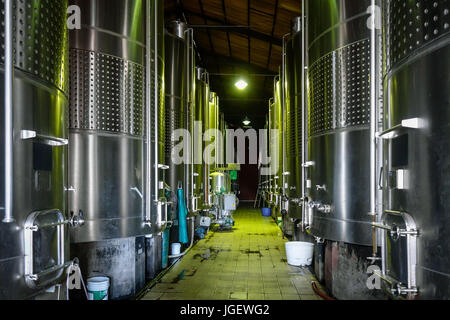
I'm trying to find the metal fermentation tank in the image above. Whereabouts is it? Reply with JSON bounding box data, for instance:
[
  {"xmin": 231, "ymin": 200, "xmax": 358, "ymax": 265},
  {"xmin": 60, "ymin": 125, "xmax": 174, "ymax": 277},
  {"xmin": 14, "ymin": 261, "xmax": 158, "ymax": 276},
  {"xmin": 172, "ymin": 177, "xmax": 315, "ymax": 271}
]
[
  {"xmin": 306, "ymin": 0, "xmax": 378, "ymax": 246},
  {"xmin": 269, "ymin": 79, "xmax": 283, "ymax": 219},
  {"xmin": 165, "ymin": 21, "xmax": 187, "ymax": 218},
  {"xmin": 68, "ymin": 0, "xmax": 164, "ymax": 299},
  {"xmin": 0, "ymin": 0, "xmax": 71, "ymax": 299},
  {"xmin": 194, "ymin": 67, "xmax": 210, "ymax": 209},
  {"xmin": 379, "ymin": 0, "xmax": 450, "ymax": 299},
  {"xmin": 284, "ymin": 18, "xmax": 305, "ymax": 236},
  {"xmin": 209, "ymin": 92, "xmax": 220, "ymax": 170}
]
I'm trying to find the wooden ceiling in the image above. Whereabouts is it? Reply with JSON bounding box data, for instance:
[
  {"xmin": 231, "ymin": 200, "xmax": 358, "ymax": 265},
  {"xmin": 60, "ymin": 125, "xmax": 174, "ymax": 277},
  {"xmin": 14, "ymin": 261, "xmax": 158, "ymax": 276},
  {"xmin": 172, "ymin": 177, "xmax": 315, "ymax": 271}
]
[{"xmin": 164, "ymin": 0, "xmax": 302, "ymax": 129}]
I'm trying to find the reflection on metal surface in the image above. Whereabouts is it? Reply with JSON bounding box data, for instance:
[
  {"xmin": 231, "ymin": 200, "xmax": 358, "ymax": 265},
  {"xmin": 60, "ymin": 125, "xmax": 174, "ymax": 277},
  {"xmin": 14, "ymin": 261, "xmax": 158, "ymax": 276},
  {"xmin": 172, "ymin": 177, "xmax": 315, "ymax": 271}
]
[
  {"xmin": 68, "ymin": 0, "xmax": 162, "ymax": 300},
  {"xmin": 0, "ymin": 0, "xmax": 70, "ymax": 299},
  {"xmin": 381, "ymin": 0, "xmax": 450, "ymax": 300},
  {"xmin": 306, "ymin": 0, "xmax": 379, "ymax": 246},
  {"xmin": 68, "ymin": 0, "xmax": 149, "ymax": 242},
  {"xmin": 285, "ymin": 24, "xmax": 304, "ymax": 226}
]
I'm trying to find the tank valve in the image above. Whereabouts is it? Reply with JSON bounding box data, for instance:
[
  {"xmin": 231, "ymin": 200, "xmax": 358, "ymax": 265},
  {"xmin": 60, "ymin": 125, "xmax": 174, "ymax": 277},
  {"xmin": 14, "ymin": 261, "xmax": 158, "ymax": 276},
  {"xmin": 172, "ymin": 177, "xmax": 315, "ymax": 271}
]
[
  {"xmin": 317, "ymin": 204, "xmax": 332, "ymax": 214},
  {"xmin": 70, "ymin": 210, "xmax": 85, "ymax": 228},
  {"xmin": 390, "ymin": 225, "xmax": 419, "ymax": 241},
  {"xmin": 314, "ymin": 237, "xmax": 325, "ymax": 244},
  {"xmin": 308, "ymin": 201, "xmax": 332, "ymax": 214},
  {"xmin": 391, "ymin": 283, "xmax": 418, "ymax": 297}
]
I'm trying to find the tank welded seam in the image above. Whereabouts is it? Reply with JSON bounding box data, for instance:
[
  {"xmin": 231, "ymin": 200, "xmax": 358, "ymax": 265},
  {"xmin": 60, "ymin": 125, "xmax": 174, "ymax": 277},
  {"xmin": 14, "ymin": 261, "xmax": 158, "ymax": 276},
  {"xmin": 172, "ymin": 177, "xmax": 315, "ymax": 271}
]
[
  {"xmin": 416, "ymin": 265, "xmax": 450, "ymax": 278},
  {"xmin": 166, "ymin": 32, "xmax": 187, "ymax": 43},
  {"xmin": 79, "ymin": 217, "xmax": 145, "ymax": 222},
  {"xmin": 308, "ymin": 124, "xmax": 370, "ymax": 140},
  {"xmin": 0, "ymin": 67, "xmax": 70, "ymax": 99},
  {"xmin": 165, "ymin": 94, "xmax": 183, "ymax": 100},
  {"xmin": 307, "ymin": 12, "xmax": 370, "ymax": 51},
  {"xmin": 308, "ymin": 38, "xmax": 370, "ymax": 71},
  {"xmin": 0, "ymin": 255, "xmax": 24, "ymax": 263},
  {"xmin": 69, "ymin": 48, "xmax": 145, "ymax": 68},
  {"xmin": 68, "ymin": 129, "xmax": 145, "ymax": 140},
  {"xmin": 80, "ymin": 24, "xmax": 145, "ymax": 48},
  {"xmin": 385, "ymin": 35, "xmax": 450, "ymax": 81},
  {"xmin": 312, "ymin": 216, "xmax": 373, "ymax": 225}
]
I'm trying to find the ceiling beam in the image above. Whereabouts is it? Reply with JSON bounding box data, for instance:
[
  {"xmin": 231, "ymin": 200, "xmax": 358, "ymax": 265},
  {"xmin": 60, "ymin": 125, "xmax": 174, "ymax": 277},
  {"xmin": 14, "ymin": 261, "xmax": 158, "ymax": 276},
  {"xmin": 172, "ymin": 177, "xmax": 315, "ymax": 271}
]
[
  {"xmin": 198, "ymin": 0, "xmax": 217, "ymax": 73},
  {"xmin": 199, "ymin": 51, "xmax": 277, "ymax": 75},
  {"xmin": 266, "ymin": 0, "xmax": 279, "ymax": 70},
  {"xmin": 221, "ymin": 0, "xmax": 233, "ymax": 58},
  {"xmin": 264, "ymin": 0, "xmax": 280, "ymax": 94},
  {"xmin": 167, "ymin": 8, "xmax": 282, "ymax": 47},
  {"xmin": 248, "ymin": 0, "xmax": 251, "ymax": 64}
]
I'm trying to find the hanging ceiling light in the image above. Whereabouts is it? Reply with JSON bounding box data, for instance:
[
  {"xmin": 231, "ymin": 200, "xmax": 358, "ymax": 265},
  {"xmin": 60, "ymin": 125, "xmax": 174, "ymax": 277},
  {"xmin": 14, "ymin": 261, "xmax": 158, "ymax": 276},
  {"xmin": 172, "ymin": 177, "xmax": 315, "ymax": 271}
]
[
  {"xmin": 235, "ymin": 79, "xmax": 248, "ymax": 90},
  {"xmin": 242, "ymin": 117, "xmax": 251, "ymax": 126}
]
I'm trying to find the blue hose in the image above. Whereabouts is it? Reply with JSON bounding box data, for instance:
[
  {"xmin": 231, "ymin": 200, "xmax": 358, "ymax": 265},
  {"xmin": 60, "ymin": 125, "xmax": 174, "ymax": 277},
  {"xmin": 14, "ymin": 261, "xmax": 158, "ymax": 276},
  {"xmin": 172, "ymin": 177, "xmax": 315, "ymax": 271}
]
[{"xmin": 177, "ymin": 188, "xmax": 189, "ymax": 244}]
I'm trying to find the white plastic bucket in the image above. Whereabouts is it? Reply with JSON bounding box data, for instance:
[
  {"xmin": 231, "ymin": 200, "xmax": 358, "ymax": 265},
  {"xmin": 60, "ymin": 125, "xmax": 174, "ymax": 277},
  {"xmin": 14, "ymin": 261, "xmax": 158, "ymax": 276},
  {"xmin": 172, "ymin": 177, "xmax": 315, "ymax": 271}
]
[
  {"xmin": 87, "ymin": 276, "xmax": 110, "ymax": 301},
  {"xmin": 171, "ymin": 243, "xmax": 182, "ymax": 256},
  {"xmin": 285, "ymin": 242, "xmax": 314, "ymax": 267}
]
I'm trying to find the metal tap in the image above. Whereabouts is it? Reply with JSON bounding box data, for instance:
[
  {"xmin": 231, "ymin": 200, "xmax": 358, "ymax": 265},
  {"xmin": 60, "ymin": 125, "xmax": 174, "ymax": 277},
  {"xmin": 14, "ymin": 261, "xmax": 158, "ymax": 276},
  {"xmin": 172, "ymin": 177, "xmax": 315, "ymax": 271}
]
[
  {"xmin": 308, "ymin": 201, "xmax": 332, "ymax": 214},
  {"xmin": 70, "ymin": 210, "xmax": 85, "ymax": 228}
]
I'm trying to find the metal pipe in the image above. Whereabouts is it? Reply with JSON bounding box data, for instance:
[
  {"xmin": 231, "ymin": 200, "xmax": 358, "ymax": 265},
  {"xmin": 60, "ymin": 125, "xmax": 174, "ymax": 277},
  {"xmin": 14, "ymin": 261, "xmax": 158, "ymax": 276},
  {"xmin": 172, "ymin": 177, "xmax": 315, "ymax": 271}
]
[
  {"xmin": 268, "ymin": 98, "xmax": 273, "ymax": 194},
  {"xmin": 185, "ymin": 27, "xmax": 195, "ymax": 212},
  {"xmin": 203, "ymin": 73, "xmax": 210, "ymax": 206},
  {"xmin": 301, "ymin": 0, "xmax": 307, "ymax": 231},
  {"xmin": 281, "ymin": 33, "xmax": 290, "ymax": 214},
  {"xmin": 154, "ymin": 0, "xmax": 159, "ymax": 213},
  {"xmin": 369, "ymin": 0, "xmax": 378, "ymax": 257},
  {"xmin": 3, "ymin": 0, "xmax": 14, "ymax": 223},
  {"xmin": 153, "ymin": 0, "xmax": 167, "ymax": 229},
  {"xmin": 145, "ymin": 0, "xmax": 153, "ymax": 226},
  {"xmin": 215, "ymin": 95, "xmax": 219, "ymax": 167}
]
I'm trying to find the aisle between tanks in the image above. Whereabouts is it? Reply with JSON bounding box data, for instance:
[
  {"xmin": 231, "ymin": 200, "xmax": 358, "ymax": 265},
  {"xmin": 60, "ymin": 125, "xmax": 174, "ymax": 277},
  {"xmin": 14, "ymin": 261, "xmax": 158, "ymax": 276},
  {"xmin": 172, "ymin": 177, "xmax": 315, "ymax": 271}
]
[{"xmin": 142, "ymin": 208, "xmax": 323, "ymax": 301}]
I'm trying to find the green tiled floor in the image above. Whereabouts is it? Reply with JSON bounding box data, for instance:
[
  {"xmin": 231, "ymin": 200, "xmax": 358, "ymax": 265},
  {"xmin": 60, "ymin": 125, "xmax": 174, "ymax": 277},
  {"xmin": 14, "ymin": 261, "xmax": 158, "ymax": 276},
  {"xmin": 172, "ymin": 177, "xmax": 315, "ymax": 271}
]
[{"xmin": 142, "ymin": 207, "xmax": 324, "ymax": 301}]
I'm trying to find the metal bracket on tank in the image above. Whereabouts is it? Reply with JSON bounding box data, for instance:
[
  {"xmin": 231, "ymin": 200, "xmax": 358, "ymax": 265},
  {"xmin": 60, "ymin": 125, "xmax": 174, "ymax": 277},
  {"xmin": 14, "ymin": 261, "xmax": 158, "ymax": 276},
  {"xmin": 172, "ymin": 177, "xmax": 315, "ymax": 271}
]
[
  {"xmin": 302, "ymin": 161, "xmax": 315, "ymax": 168},
  {"xmin": 158, "ymin": 164, "xmax": 170, "ymax": 170},
  {"xmin": 155, "ymin": 199, "xmax": 173, "ymax": 230},
  {"xmin": 193, "ymin": 196, "xmax": 200, "ymax": 212},
  {"xmin": 131, "ymin": 187, "xmax": 144, "ymax": 199},
  {"xmin": 376, "ymin": 118, "xmax": 427, "ymax": 140},
  {"xmin": 20, "ymin": 130, "xmax": 68, "ymax": 146}
]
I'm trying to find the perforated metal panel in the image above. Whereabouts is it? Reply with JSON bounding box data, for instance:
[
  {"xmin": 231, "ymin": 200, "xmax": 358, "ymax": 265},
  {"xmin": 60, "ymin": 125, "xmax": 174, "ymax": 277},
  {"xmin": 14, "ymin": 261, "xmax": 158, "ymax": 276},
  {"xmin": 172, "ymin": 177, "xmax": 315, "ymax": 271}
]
[
  {"xmin": 0, "ymin": 0, "xmax": 69, "ymax": 93},
  {"xmin": 385, "ymin": 0, "xmax": 450, "ymax": 71},
  {"xmin": 69, "ymin": 49, "xmax": 144, "ymax": 136},
  {"xmin": 308, "ymin": 39, "xmax": 371, "ymax": 137},
  {"xmin": 288, "ymin": 105, "xmax": 296, "ymax": 157},
  {"xmin": 165, "ymin": 97, "xmax": 182, "ymax": 155}
]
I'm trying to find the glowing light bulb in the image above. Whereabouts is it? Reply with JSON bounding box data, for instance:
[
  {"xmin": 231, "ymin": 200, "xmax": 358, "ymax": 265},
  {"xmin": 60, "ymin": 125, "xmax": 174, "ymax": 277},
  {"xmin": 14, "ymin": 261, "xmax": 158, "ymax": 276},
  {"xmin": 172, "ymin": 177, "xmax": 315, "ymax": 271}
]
[{"xmin": 235, "ymin": 80, "xmax": 248, "ymax": 90}]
